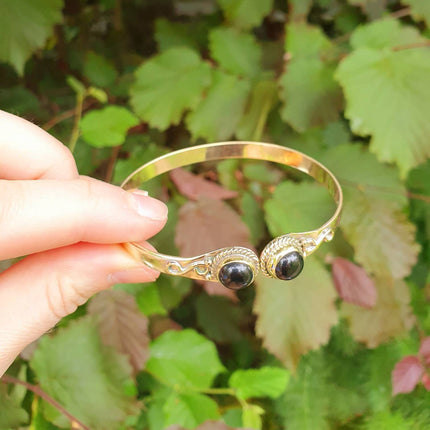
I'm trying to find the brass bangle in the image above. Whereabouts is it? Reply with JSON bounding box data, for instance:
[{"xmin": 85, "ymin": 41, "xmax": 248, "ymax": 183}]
[{"xmin": 121, "ymin": 141, "xmax": 343, "ymax": 290}]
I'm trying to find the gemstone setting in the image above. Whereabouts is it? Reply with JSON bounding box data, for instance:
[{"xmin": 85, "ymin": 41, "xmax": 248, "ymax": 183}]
[
  {"xmin": 218, "ymin": 261, "xmax": 254, "ymax": 290},
  {"xmin": 275, "ymin": 251, "xmax": 304, "ymax": 280}
]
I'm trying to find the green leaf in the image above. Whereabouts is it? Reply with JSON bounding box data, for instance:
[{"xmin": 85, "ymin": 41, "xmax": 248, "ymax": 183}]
[
  {"xmin": 0, "ymin": 0, "xmax": 63, "ymax": 74},
  {"xmin": 0, "ymin": 385, "xmax": 28, "ymax": 428},
  {"xmin": 264, "ymin": 181, "xmax": 335, "ymax": 236},
  {"xmin": 254, "ymin": 259, "xmax": 338, "ymax": 370},
  {"xmin": 80, "ymin": 105, "xmax": 139, "ymax": 148},
  {"xmin": 289, "ymin": 0, "xmax": 313, "ymax": 21},
  {"xmin": 277, "ymin": 352, "xmax": 331, "ymax": 430},
  {"xmin": 320, "ymin": 145, "xmax": 419, "ymax": 279},
  {"xmin": 350, "ymin": 18, "xmax": 424, "ymax": 50},
  {"xmin": 136, "ymin": 283, "xmax": 167, "ymax": 316},
  {"xmin": 30, "ymin": 318, "xmax": 137, "ymax": 429},
  {"xmin": 209, "ymin": 27, "xmax": 262, "ymax": 78},
  {"xmin": 285, "ymin": 22, "xmax": 333, "ymax": 58},
  {"xmin": 242, "ymin": 404, "xmax": 264, "ymax": 430},
  {"xmin": 229, "ymin": 366, "xmax": 290, "ymax": 400},
  {"xmin": 241, "ymin": 191, "xmax": 266, "ymax": 245},
  {"xmin": 402, "ymin": 0, "xmax": 430, "ymax": 27},
  {"xmin": 196, "ymin": 294, "xmax": 243, "ymax": 343},
  {"xmin": 280, "ymin": 23, "xmax": 343, "ymax": 132},
  {"xmin": 347, "ymin": 0, "xmax": 387, "ymax": 20},
  {"xmin": 336, "ymin": 19, "xmax": 430, "ymax": 176},
  {"xmin": 155, "ymin": 18, "xmax": 202, "ymax": 52},
  {"xmin": 217, "ymin": 0, "xmax": 273, "ymax": 29},
  {"xmin": 130, "ymin": 47, "xmax": 212, "ymax": 130},
  {"xmin": 0, "ymin": 86, "xmax": 40, "ymax": 115},
  {"xmin": 237, "ymin": 80, "xmax": 277, "ymax": 141},
  {"xmin": 340, "ymin": 191, "xmax": 419, "ymax": 279},
  {"xmin": 342, "ymin": 278, "xmax": 415, "ymax": 348},
  {"xmin": 321, "ymin": 144, "xmax": 407, "ymax": 207},
  {"xmin": 164, "ymin": 392, "xmax": 220, "ymax": 429},
  {"xmin": 145, "ymin": 329, "xmax": 225, "ymax": 389},
  {"xmin": 186, "ymin": 71, "xmax": 250, "ymax": 141},
  {"xmin": 362, "ymin": 411, "xmax": 413, "ymax": 430},
  {"xmin": 83, "ymin": 51, "xmax": 118, "ymax": 88}
]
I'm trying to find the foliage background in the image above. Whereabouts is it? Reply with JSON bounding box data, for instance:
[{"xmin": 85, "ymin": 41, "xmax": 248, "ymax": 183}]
[{"xmin": 1, "ymin": 0, "xmax": 430, "ymax": 429}]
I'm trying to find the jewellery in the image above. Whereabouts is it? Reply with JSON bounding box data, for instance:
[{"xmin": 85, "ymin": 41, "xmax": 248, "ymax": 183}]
[{"xmin": 121, "ymin": 142, "xmax": 343, "ymax": 290}]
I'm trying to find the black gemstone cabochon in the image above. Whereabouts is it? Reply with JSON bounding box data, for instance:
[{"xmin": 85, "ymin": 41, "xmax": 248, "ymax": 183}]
[
  {"xmin": 218, "ymin": 261, "xmax": 254, "ymax": 290},
  {"xmin": 275, "ymin": 251, "xmax": 304, "ymax": 280}
]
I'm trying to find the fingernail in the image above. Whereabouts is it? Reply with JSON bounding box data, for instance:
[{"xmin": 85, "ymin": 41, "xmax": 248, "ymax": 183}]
[
  {"xmin": 109, "ymin": 266, "xmax": 160, "ymax": 284},
  {"xmin": 130, "ymin": 192, "xmax": 168, "ymax": 221}
]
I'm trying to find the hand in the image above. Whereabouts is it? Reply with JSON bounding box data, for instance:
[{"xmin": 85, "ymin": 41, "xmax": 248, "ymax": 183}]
[{"xmin": 0, "ymin": 110, "xmax": 168, "ymax": 377}]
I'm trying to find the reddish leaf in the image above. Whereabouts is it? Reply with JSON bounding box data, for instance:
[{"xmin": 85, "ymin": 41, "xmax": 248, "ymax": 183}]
[
  {"xmin": 392, "ymin": 355, "xmax": 424, "ymax": 396},
  {"xmin": 175, "ymin": 198, "xmax": 254, "ymax": 299},
  {"xmin": 170, "ymin": 168, "xmax": 238, "ymax": 201},
  {"xmin": 419, "ymin": 337, "xmax": 430, "ymax": 366},
  {"xmin": 422, "ymin": 373, "xmax": 430, "ymax": 391},
  {"xmin": 88, "ymin": 290, "xmax": 150, "ymax": 373},
  {"xmin": 332, "ymin": 257, "xmax": 377, "ymax": 308}
]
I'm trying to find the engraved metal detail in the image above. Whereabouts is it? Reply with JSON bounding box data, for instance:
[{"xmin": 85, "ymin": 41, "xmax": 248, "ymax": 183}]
[{"xmin": 211, "ymin": 247, "xmax": 259, "ymax": 281}]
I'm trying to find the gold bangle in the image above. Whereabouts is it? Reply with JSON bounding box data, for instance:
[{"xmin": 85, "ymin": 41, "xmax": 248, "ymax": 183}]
[{"xmin": 121, "ymin": 141, "xmax": 343, "ymax": 290}]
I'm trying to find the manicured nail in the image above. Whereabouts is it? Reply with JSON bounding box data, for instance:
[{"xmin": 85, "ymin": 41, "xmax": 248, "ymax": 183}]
[{"xmin": 130, "ymin": 192, "xmax": 168, "ymax": 221}]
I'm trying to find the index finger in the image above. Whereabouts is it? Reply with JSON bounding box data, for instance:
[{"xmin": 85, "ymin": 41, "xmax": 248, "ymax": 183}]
[{"xmin": 0, "ymin": 110, "xmax": 79, "ymax": 180}]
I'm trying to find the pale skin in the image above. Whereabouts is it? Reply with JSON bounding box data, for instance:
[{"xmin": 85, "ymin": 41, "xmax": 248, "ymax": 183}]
[{"xmin": 0, "ymin": 110, "xmax": 168, "ymax": 377}]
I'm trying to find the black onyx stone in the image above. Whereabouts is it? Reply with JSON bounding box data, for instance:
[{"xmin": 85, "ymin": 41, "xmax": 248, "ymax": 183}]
[
  {"xmin": 275, "ymin": 251, "xmax": 304, "ymax": 280},
  {"xmin": 218, "ymin": 262, "xmax": 254, "ymax": 290}
]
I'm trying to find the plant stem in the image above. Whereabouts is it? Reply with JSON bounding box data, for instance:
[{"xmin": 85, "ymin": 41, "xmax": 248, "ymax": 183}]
[
  {"xmin": 1, "ymin": 375, "xmax": 90, "ymax": 430},
  {"xmin": 198, "ymin": 387, "xmax": 236, "ymax": 396},
  {"xmin": 69, "ymin": 92, "xmax": 85, "ymax": 154}
]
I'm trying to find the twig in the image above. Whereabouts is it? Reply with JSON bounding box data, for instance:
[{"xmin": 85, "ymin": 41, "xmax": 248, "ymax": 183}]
[
  {"xmin": 393, "ymin": 41, "xmax": 430, "ymax": 51},
  {"xmin": 105, "ymin": 145, "xmax": 121, "ymax": 183},
  {"xmin": 69, "ymin": 93, "xmax": 85, "ymax": 154},
  {"xmin": 390, "ymin": 7, "xmax": 411, "ymax": 20},
  {"xmin": 42, "ymin": 99, "xmax": 96, "ymax": 131},
  {"xmin": 1, "ymin": 374, "xmax": 90, "ymax": 430}
]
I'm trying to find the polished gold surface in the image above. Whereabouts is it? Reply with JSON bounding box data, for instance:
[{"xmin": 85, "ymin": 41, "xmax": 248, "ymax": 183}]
[{"xmin": 121, "ymin": 142, "xmax": 343, "ymax": 288}]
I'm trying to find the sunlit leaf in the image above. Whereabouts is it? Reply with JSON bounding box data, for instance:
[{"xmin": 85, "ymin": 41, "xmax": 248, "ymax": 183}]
[
  {"xmin": 164, "ymin": 392, "xmax": 220, "ymax": 429},
  {"xmin": 88, "ymin": 290, "xmax": 150, "ymax": 373},
  {"xmin": 289, "ymin": 0, "xmax": 313, "ymax": 21},
  {"xmin": 237, "ymin": 80, "xmax": 277, "ymax": 140},
  {"xmin": 342, "ymin": 278, "xmax": 415, "ymax": 348},
  {"xmin": 264, "ymin": 181, "xmax": 334, "ymax": 236},
  {"xmin": 209, "ymin": 27, "xmax": 262, "ymax": 78},
  {"xmin": 80, "ymin": 106, "xmax": 139, "ymax": 148},
  {"xmin": 0, "ymin": 385, "xmax": 28, "ymax": 428},
  {"xmin": 0, "ymin": 0, "xmax": 63, "ymax": 74},
  {"xmin": 146, "ymin": 329, "xmax": 225, "ymax": 389},
  {"xmin": 229, "ymin": 366, "xmax": 290, "ymax": 400},
  {"xmin": 186, "ymin": 70, "xmax": 250, "ymax": 141},
  {"xmin": 255, "ymin": 259, "xmax": 338, "ymax": 370},
  {"xmin": 31, "ymin": 318, "xmax": 137, "ymax": 429},
  {"xmin": 280, "ymin": 23, "xmax": 343, "ymax": 132},
  {"xmin": 336, "ymin": 19, "xmax": 430, "ymax": 176},
  {"xmin": 130, "ymin": 47, "xmax": 212, "ymax": 130}
]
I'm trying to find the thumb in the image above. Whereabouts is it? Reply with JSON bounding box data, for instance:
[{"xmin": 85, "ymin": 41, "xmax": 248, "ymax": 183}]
[{"xmin": 0, "ymin": 242, "xmax": 157, "ymax": 377}]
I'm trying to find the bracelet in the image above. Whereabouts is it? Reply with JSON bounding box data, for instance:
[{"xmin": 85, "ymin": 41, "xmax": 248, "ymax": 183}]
[{"xmin": 121, "ymin": 142, "xmax": 343, "ymax": 290}]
